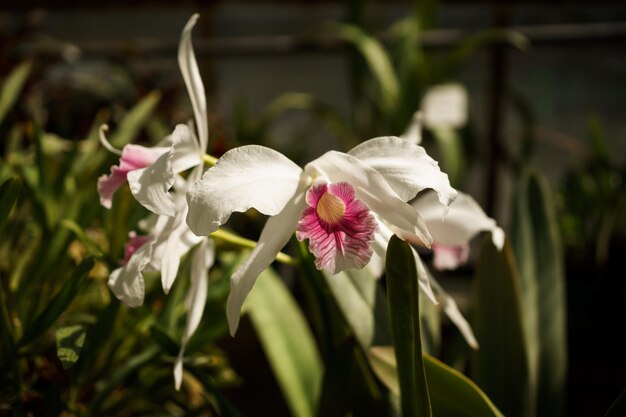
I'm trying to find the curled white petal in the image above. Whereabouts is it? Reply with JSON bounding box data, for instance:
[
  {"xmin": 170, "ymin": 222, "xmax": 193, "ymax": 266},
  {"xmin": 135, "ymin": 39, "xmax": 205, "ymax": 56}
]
[
  {"xmin": 411, "ymin": 247, "xmax": 438, "ymax": 305},
  {"xmin": 108, "ymin": 239, "xmax": 153, "ymax": 307},
  {"xmin": 400, "ymin": 111, "xmax": 423, "ymax": 145},
  {"xmin": 174, "ymin": 238, "xmax": 214, "ymax": 390},
  {"xmin": 98, "ymin": 124, "xmax": 122, "ymax": 155},
  {"xmin": 348, "ymin": 136, "xmax": 456, "ymax": 207},
  {"xmin": 127, "ymin": 150, "xmax": 177, "ymax": 217},
  {"xmin": 430, "ymin": 275, "xmax": 479, "ymax": 349},
  {"xmin": 186, "ymin": 145, "xmax": 303, "ymax": 236},
  {"xmin": 226, "ymin": 183, "xmax": 308, "ymax": 335},
  {"xmin": 168, "ymin": 124, "xmax": 202, "ymax": 173},
  {"xmin": 306, "ymin": 150, "xmax": 432, "ymax": 247},
  {"xmin": 413, "ymin": 191, "xmax": 503, "ymax": 248},
  {"xmin": 179, "ymin": 14, "xmax": 208, "ymax": 152}
]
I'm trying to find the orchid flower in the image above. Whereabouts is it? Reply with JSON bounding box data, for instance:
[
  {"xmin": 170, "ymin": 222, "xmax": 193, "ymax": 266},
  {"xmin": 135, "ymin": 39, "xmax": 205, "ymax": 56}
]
[
  {"xmin": 100, "ymin": 14, "xmax": 214, "ymax": 390},
  {"xmin": 186, "ymin": 135, "xmax": 457, "ymax": 335}
]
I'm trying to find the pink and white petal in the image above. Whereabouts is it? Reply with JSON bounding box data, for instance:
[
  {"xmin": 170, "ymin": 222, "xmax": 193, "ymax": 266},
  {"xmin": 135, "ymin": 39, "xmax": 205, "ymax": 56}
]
[
  {"xmin": 128, "ymin": 150, "xmax": 177, "ymax": 217},
  {"xmin": 108, "ymin": 239, "xmax": 153, "ymax": 307},
  {"xmin": 186, "ymin": 145, "xmax": 303, "ymax": 236},
  {"xmin": 306, "ymin": 151, "xmax": 433, "ymax": 247},
  {"xmin": 348, "ymin": 136, "xmax": 456, "ymax": 206},
  {"xmin": 97, "ymin": 168, "xmax": 128, "ymax": 209},
  {"xmin": 174, "ymin": 238, "xmax": 214, "ymax": 390},
  {"xmin": 432, "ymin": 243, "xmax": 469, "ymax": 271},
  {"xmin": 178, "ymin": 14, "xmax": 208, "ymax": 152},
  {"xmin": 429, "ymin": 276, "xmax": 478, "ymax": 349},
  {"xmin": 296, "ymin": 182, "xmax": 377, "ymax": 274},
  {"xmin": 413, "ymin": 191, "xmax": 503, "ymax": 248},
  {"xmin": 226, "ymin": 183, "xmax": 308, "ymax": 335}
]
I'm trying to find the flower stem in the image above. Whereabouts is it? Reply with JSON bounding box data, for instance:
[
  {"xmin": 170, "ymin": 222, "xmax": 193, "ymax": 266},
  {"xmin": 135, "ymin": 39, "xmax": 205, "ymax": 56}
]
[
  {"xmin": 210, "ymin": 228, "xmax": 297, "ymax": 266},
  {"xmin": 202, "ymin": 154, "xmax": 218, "ymax": 167}
]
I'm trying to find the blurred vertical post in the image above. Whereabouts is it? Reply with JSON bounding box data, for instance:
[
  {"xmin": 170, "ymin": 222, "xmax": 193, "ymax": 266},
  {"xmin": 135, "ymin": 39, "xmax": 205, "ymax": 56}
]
[{"xmin": 485, "ymin": 4, "xmax": 510, "ymax": 217}]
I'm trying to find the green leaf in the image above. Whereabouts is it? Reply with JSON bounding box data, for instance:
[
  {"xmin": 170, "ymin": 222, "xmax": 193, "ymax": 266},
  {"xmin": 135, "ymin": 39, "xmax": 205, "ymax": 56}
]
[
  {"xmin": 56, "ymin": 324, "xmax": 87, "ymax": 369},
  {"xmin": 511, "ymin": 171, "xmax": 567, "ymax": 416},
  {"xmin": 0, "ymin": 177, "xmax": 20, "ymax": 235},
  {"xmin": 368, "ymin": 347, "xmax": 504, "ymax": 417},
  {"xmin": 323, "ymin": 267, "xmax": 392, "ymax": 349},
  {"xmin": 109, "ymin": 91, "xmax": 161, "ymax": 148},
  {"xmin": 246, "ymin": 268, "xmax": 323, "ymax": 417},
  {"xmin": 605, "ymin": 388, "xmax": 626, "ymax": 417},
  {"xmin": 385, "ymin": 235, "xmax": 432, "ymax": 417},
  {"xmin": 333, "ymin": 23, "xmax": 399, "ymax": 114},
  {"xmin": 18, "ymin": 258, "xmax": 95, "ymax": 347},
  {"xmin": 472, "ymin": 240, "xmax": 532, "ymax": 417},
  {"xmin": 0, "ymin": 61, "xmax": 31, "ymax": 126}
]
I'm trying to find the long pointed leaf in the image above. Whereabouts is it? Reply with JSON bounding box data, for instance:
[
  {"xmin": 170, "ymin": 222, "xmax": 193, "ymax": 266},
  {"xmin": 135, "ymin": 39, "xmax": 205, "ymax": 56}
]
[
  {"xmin": 18, "ymin": 258, "xmax": 95, "ymax": 348},
  {"xmin": 369, "ymin": 347, "xmax": 504, "ymax": 417},
  {"xmin": 246, "ymin": 268, "xmax": 322, "ymax": 417},
  {"xmin": 0, "ymin": 177, "xmax": 20, "ymax": 235},
  {"xmin": 0, "ymin": 61, "xmax": 32, "ymax": 126},
  {"xmin": 386, "ymin": 235, "xmax": 432, "ymax": 417},
  {"xmin": 472, "ymin": 240, "xmax": 532, "ymax": 417},
  {"xmin": 512, "ymin": 171, "xmax": 567, "ymax": 416}
]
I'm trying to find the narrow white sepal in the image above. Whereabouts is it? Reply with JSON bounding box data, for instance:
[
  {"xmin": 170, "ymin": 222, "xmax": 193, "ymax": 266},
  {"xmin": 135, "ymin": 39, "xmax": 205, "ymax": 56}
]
[
  {"xmin": 178, "ymin": 14, "xmax": 209, "ymax": 152},
  {"xmin": 226, "ymin": 183, "xmax": 308, "ymax": 335}
]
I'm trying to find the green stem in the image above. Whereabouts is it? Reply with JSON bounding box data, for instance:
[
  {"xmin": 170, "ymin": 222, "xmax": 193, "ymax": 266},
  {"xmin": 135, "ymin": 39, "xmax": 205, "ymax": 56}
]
[
  {"xmin": 202, "ymin": 153, "xmax": 218, "ymax": 167},
  {"xmin": 210, "ymin": 228, "xmax": 297, "ymax": 266}
]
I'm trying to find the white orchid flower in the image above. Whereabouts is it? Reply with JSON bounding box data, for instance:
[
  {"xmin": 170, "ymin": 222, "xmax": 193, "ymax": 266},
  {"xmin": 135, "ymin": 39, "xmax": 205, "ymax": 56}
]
[
  {"xmin": 100, "ymin": 14, "xmax": 214, "ymax": 390},
  {"xmin": 186, "ymin": 135, "xmax": 457, "ymax": 335}
]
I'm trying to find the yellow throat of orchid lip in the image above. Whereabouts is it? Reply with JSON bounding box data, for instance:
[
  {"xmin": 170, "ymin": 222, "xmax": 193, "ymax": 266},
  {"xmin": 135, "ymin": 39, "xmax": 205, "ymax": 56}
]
[{"xmin": 316, "ymin": 192, "xmax": 346, "ymax": 224}]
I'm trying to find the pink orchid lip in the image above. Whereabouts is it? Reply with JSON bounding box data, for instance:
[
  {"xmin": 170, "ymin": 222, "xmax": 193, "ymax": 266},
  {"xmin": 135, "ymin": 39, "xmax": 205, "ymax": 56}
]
[
  {"xmin": 122, "ymin": 231, "xmax": 152, "ymax": 266},
  {"xmin": 296, "ymin": 181, "xmax": 378, "ymax": 274},
  {"xmin": 431, "ymin": 243, "xmax": 469, "ymax": 271},
  {"xmin": 98, "ymin": 144, "xmax": 163, "ymax": 209}
]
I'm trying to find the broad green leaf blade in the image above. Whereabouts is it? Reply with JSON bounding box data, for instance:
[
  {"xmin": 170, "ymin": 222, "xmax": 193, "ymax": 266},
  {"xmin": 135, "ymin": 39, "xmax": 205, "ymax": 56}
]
[
  {"xmin": 472, "ymin": 240, "xmax": 532, "ymax": 417},
  {"xmin": 0, "ymin": 61, "xmax": 31, "ymax": 126},
  {"xmin": 512, "ymin": 172, "xmax": 567, "ymax": 416},
  {"xmin": 324, "ymin": 267, "xmax": 392, "ymax": 349},
  {"xmin": 56, "ymin": 324, "xmax": 87, "ymax": 369},
  {"xmin": 110, "ymin": 90, "xmax": 162, "ymax": 148},
  {"xmin": 385, "ymin": 235, "xmax": 432, "ymax": 417},
  {"xmin": 368, "ymin": 347, "xmax": 504, "ymax": 417},
  {"xmin": 316, "ymin": 339, "xmax": 354, "ymax": 417},
  {"xmin": 18, "ymin": 258, "xmax": 95, "ymax": 347},
  {"xmin": 246, "ymin": 268, "xmax": 322, "ymax": 417},
  {"xmin": 333, "ymin": 23, "xmax": 399, "ymax": 114},
  {"xmin": 605, "ymin": 388, "xmax": 626, "ymax": 417},
  {"xmin": 0, "ymin": 177, "xmax": 20, "ymax": 235}
]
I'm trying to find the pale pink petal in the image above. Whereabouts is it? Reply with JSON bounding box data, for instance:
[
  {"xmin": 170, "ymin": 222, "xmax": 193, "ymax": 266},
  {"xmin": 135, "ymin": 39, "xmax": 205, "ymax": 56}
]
[
  {"xmin": 432, "ymin": 243, "xmax": 469, "ymax": 271},
  {"xmin": 98, "ymin": 144, "xmax": 166, "ymax": 209},
  {"xmin": 122, "ymin": 232, "xmax": 152, "ymax": 265},
  {"xmin": 296, "ymin": 181, "xmax": 378, "ymax": 274}
]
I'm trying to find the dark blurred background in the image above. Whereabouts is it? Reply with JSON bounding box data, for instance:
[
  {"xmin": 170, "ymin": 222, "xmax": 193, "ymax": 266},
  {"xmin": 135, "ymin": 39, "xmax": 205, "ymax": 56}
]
[{"xmin": 2, "ymin": 2, "xmax": 625, "ymax": 416}]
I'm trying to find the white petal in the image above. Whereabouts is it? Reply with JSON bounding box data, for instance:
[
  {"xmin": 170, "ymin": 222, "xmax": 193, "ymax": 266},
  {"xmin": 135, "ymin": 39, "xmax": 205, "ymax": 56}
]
[
  {"xmin": 174, "ymin": 238, "xmax": 214, "ymax": 390},
  {"xmin": 365, "ymin": 216, "xmax": 394, "ymax": 278},
  {"xmin": 166, "ymin": 124, "xmax": 202, "ymax": 174},
  {"xmin": 226, "ymin": 184, "xmax": 308, "ymax": 335},
  {"xmin": 412, "ymin": 191, "xmax": 503, "ymax": 248},
  {"xmin": 108, "ymin": 239, "xmax": 153, "ymax": 307},
  {"xmin": 306, "ymin": 150, "xmax": 433, "ymax": 247},
  {"xmin": 127, "ymin": 150, "xmax": 177, "ymax": 217},
  {"xmin": 160, "ymin": 209, "xmax": 203, "ymax": 293},
  {"xmin": 348, "ymin": 136, "xmax": 457, "ymax": 207},
  {"xmin": 186, "ymin": 145, "xmax": 303, "ymax": 236},
  {"xmin": 411, "ymin": 248, "xmax": 438, "ymax": 305},
  {"xmin": 421, "ymin": 83, "xmax": 468, "ymax": 129},
  {"xmin": 178, "ymin": 14, "xmax": 208, "ymax": 152},
  {"xmin": 400, "ymin": 111, "xmax": 423, "ymax": 145},
  {"xmin": 430, "ymin": 276, "xmax": 479, "ymax": 349}
]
